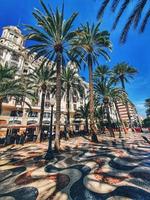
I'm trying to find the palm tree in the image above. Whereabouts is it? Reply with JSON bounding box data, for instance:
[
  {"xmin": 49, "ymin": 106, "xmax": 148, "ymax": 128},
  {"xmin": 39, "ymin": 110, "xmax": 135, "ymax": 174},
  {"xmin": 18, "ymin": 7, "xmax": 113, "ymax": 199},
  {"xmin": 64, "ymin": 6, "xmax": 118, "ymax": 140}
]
[
  {"xmin": 28, "ymin": 64, "xmax": 56, "ymax": 142},
  {"xmin": 145, "ymin": 98, "xmax": 150, "ymax": 117},
  {"xmin": 94, "ymin": 79, "xmax": 114, "ymax": 137},
  {"xmin": 0, "ymin": 63, "xmax": 32, "ymax": 115},
  {"xmin": 94, "ymin": 78, "xmax": 127, "ymax": 137},
  {"xmin": 112, "ymin": 62, "xmax": 137, "ymax": 127},
  {"xmin": 61, "ymin": 65, "xmax": 86, "ymax": 131},
  {"xmin": 76, "ymin": 102, "xmax": 89, "ymax": 134},
  {"xmin": 94, "ymin": 65, "xmax": 112, "ymax": 83},
  {"xmin": 0, "ymin": 63, "xmax": 17, "ymax": 114},
  {"xmin": 26, "ymin": 0, "xmax": 78, "ymax": 151},
  {"xmin": 94, "ymin": 105, "xmax": 105, "ymax": 133},
  {"xmin": 113, "ymin": 92, "xmax": 128, "ymax": 136},
  {"xmin": 97, "ymin": 0, "xmax": 150, "ymax": 43},
  {"xmin": 113, "ymin": 62, "xmax": 137, "ymax": 89},
  {"xmin": 72, "ymin": 22, "xmax": 112, "ymax": 142}
]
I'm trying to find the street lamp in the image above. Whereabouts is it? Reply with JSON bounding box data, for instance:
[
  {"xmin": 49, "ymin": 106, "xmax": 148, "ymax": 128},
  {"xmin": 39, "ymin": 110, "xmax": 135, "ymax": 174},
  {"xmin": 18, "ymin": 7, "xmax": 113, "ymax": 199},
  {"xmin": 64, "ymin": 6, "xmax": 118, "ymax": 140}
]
[{"xmin": 45, "ymin": 98, "xmax": 55, "ymax": 160}]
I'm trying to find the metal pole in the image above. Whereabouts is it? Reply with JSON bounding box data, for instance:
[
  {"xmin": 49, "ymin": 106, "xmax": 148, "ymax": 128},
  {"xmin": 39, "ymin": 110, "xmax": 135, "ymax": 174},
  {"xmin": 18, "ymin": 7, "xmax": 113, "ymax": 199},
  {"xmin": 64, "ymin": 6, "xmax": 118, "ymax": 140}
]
[
  {"xmin": 48, "ymin": 105, "xmax": 53, "ymax": 150},
  {"xmin": 45, "ymin": 105, "xmax": 54, "ymax": 159}
]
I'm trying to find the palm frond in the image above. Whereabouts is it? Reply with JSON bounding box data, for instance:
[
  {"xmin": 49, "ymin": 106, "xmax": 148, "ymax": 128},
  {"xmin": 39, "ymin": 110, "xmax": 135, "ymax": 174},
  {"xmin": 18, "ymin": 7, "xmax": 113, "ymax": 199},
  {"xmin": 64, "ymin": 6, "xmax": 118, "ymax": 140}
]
[{"xmin": 98, "ymin": 0, "xmax": 150, "ymax": 43}]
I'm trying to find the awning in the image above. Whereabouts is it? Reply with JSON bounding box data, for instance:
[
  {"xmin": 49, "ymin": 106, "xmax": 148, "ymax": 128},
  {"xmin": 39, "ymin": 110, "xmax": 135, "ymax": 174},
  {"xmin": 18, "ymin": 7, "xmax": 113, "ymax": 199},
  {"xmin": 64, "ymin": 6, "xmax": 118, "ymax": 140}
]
[{"xmin": 0, "ymin": 124, "xmax": 39, "ymax": 129}]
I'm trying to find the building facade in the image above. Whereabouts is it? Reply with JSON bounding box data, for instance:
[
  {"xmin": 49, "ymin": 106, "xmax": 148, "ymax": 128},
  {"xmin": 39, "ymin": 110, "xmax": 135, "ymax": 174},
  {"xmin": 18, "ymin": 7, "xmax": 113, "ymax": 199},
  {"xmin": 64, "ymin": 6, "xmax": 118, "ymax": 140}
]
[
  {"xmin": 0, "ymin": 26, "xmax": 88, "ymax": 137},
  {"xmin": 116, "ymin": 100, "xmax": 140, "ymax": 127},
  {"xmin": 0, "ymin": 25, "xmax": 140, "ymax": 138}
]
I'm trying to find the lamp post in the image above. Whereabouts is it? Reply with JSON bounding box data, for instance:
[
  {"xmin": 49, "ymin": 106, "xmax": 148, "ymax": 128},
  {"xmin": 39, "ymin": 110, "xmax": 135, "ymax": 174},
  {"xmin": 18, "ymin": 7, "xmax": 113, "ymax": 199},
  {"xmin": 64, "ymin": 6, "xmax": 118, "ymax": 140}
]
[{"xmin": 45, "ymin": 98, "xmax": 55, "ymax": 160}]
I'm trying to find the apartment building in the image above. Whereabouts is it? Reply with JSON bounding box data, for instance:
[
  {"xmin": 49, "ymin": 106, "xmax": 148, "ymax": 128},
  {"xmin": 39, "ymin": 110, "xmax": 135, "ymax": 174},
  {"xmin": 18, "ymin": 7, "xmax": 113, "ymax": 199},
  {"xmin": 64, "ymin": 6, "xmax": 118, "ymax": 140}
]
[{"xmin": 117, "ymin": 100, "xmax": 140, "ymax": 127}]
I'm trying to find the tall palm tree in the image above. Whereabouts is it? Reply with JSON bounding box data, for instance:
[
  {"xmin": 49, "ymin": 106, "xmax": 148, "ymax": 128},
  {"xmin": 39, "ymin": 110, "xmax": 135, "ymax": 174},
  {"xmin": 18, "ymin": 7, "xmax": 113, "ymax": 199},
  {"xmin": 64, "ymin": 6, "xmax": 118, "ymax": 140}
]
[
  {"xmin": 94, "ymin": 65, "xmax": 111, "ymax": 133},
  {"xmin": 94, "ymin": 78, "xmax": 127, "ymax": 137},
  {"xmin": 113, "ymin": 62, "xmax": 137, "ymax": 90},
  {"xmin": 112, "ymin": 62, "xmax": 137, "ymax": 127},
  {"xmin": 61, "ymin": 65, "xmax": 86, "ymax": 130},
  {"xmin": 26, "ymin": 0, "xmax": 78, "ymax": 151},
  {"xmin": 76, "ymin": 102, "xmax": 89, "ymax": 134},
  {"xmin": 72, "ymin": 22, "xmax": 112, "ymax": 142},
  {"xmin": 28, "ymin": 64, "xmax": 56, "ymax": 142},
  {"xmin": 113, "ymin": 92, "xmax": 128, "ymax": 135},
  {"xmin": 94, "ymin": 79, "xmax": 114, "ymax": 137},
  {"xmin": 97, "ymin": 0, "xmax": 150, "ymax": 43}
]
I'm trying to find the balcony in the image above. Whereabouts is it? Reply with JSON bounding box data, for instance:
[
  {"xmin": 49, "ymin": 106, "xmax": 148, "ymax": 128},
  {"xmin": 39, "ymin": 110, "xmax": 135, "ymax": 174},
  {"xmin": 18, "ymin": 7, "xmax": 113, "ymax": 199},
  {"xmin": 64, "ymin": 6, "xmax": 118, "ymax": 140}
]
[
  {"xmin": 27, "ymin": 118, "xmax": 38, "ymax": 125},
  {"xmin": 8, "ymin": 117, "xmax": 22, "ymax": 124},
  {"xmin": 43, "ymin": 112, "xmax": 50, "ymax": 119},
  {"xmin": 27, "ymin": 112, "xmax": 38, "ymax": 124}
]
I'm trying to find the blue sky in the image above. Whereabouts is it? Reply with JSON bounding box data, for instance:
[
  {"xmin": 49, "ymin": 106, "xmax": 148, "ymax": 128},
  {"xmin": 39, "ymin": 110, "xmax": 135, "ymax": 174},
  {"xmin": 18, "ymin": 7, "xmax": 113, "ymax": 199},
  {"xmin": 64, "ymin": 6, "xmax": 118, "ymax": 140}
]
[{"xmin": 0, "ymin": 0, "xmax": 149, "ymax": 116}]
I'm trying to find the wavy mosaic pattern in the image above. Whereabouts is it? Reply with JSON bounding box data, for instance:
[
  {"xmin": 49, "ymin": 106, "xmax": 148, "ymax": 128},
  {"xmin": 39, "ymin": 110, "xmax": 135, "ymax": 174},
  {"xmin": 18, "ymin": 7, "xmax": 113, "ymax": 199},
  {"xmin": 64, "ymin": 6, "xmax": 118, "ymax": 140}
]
[{"xmin": 0, "ymin": 134, "xmax": 150, "ymax": 200}]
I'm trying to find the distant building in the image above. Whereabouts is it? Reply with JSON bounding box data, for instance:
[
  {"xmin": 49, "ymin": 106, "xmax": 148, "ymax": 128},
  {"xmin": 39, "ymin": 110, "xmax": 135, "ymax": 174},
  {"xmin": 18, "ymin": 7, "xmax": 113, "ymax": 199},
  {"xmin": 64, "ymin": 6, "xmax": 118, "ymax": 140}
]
[
  {"xmin": 116, "ymin": 100, "xmax": 140, "ymax": 127},
  {"xmin": 0, "ymin": 26, "xmax": 88, "ymax": 137}
]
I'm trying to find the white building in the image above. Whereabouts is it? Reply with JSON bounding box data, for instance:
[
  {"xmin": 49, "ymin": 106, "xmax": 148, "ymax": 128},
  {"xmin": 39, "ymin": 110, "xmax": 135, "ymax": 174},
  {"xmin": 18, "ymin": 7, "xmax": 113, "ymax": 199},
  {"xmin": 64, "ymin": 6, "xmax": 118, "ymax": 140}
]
[{"xmin": 0, "ymin": 26, "xmax": 88, "ymax": 137}]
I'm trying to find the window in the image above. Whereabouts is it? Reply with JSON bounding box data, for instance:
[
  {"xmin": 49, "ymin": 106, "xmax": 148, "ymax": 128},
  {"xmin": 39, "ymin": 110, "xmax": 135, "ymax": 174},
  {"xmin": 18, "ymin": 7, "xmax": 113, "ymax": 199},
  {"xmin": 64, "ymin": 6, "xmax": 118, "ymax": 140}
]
[
  {"xmin": 12, "ymin": 53, "xmax": 19, "ymax": 62},
  {"xmin": 23, "ymin": 69, "xmax": 28, "ymax": 74},
  {"xmin": 3, "ymin": 97, "xmax": 8, "ymax": 103},
  {"xmin": 73, "ymin": 104, "xmax": 77, "ymax": 110},
  {"xmin": 15, "ymin": 98, "xmax": 21, "ymax": 105},
  {"xmin": 10, "ymin": 110, "xmax": 23, "ymax": 117},
  {"xmin": 0, "ymin": 39, "xmax": 4, "ymax": 44},
  {"xmin": 73, "ymin": 96, "xmax": 77, "ymax": 103},
  {"xmin": 14, "ymin": 35, "xmax": 18, "ymax": 42},
  {"xmin": 43, "ymin": 112, "xmax": 50, "ymax": 118},
  {"xmin": 28, "ymin": 111, "xmax": 38, "ymax": 117},
  {"xmin": 46, "ymin": 93, "xmax": 50, "ymax": 100},
  {"xmin": 45, "ymin": 102, "xmax": 50, "ymax": 107},
  {"xmin": 9, "ymin": 33, "xmax": 14, "ymax": 39}
]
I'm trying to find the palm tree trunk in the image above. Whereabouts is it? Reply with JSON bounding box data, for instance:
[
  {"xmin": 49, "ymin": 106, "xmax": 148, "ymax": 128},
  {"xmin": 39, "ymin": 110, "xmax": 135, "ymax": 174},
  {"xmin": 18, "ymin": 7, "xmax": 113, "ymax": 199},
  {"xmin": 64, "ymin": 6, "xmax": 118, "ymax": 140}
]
[
  {"xmin": 120, "ymin": 77, "xmax": 125, "ymax": 90},
  {"xmin": 85, "ymin": 117, "xmax": 89, "ymax": 134},
  {"xmin": 66, "ymin": 85, "xmax": 70, "ymax": 139},
  {"xmin": 106, "ymin": 105, "xmax": 115, "ymax": 137},
  {"xmin": 114, "ymin": 101, "xmax": 128, "ymax": 136},
  {"xmin": 88, "ymin": 56, "xmax": 98, "ymax": 142},
  {"xmin": 0, "ymin": 98, "xmax": 2, "ymax": 115},
  {"xmin": 38, "ymin": 90, "xmax": 46, "ymax": 142},
  {"xmin": 67, "ymin": 85, "xmax": 70, "ymax": 129},
  {"xmin": 54, "ymin": 53, "xmax": 62, "ymax": 152}
]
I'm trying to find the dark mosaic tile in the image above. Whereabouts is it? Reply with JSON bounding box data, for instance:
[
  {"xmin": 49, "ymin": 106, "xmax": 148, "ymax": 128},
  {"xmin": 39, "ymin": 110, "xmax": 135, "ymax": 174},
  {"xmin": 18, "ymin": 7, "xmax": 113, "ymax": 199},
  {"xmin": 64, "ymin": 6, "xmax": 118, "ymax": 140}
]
[
  {"xmin": 0, "ymin": 187, "xmax": 38, "ymax": 200},
  {"xmin": 109, "ymin": 160, "xmax": 137, "ymax": 171}
]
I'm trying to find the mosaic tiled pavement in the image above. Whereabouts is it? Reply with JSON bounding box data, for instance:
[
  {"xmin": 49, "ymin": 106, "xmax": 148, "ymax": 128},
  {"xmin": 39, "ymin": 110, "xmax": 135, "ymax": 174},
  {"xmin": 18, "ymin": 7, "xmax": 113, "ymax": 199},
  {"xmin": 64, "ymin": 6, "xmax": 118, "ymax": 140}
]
[{"xmin": 0, "ymin": 133, "xmax": 150, "ymax": 200}]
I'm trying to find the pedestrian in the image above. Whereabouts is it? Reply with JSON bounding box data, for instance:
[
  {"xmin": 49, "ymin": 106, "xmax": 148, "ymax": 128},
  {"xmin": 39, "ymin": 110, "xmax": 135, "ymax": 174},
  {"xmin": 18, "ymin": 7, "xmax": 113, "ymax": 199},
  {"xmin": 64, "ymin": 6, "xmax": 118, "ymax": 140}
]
[
  {"xmin": 16, "ymin": 130, "xmax": 21, "ymax": 144},
  {"xmin": 20, "ymin": 131, "xmax": 26, "ymax": 145}
]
